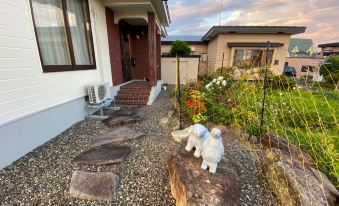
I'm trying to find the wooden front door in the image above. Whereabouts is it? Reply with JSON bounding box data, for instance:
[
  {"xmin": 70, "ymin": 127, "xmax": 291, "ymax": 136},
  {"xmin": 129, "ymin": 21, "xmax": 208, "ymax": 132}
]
[{"xmin": 119, "ymin": 21, "xmax": 132, "ymax": 82}]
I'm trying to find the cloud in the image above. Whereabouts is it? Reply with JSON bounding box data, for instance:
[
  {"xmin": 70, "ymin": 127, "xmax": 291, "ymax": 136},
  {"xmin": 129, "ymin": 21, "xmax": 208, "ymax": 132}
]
[{"xmin": 167, "ymin": 0, "xmax": 339, "ymax": 42}]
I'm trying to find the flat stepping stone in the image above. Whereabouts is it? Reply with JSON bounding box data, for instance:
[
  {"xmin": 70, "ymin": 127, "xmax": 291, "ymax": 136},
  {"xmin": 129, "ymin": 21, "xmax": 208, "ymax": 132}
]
[
  {"xmin": 112, "ymin": 107, "xmax": 136, "ymax": 116},
  {"xmin": 73, "ymin": 144, "xmax": 131, "ymax": 165},
  {"xmin": 91, "ymin": 126, "xmax": 144, "ymax": 147},
  {"xmin": 102, "ymin": 115, "xmax": 142, "ymax": 126},
  {"xmin": 69, "ymin": 170, "xmax": 119, "ymax": 201}
]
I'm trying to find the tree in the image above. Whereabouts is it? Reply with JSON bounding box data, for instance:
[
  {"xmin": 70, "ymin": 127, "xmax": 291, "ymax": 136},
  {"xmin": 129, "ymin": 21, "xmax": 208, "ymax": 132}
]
[
  {"xmin": 320, "ymin": 55, "xmax": 339, "ymax": 89},
  {"xmin": 170, "ymin": 40, "xmax": 191, "ymax": 56}
]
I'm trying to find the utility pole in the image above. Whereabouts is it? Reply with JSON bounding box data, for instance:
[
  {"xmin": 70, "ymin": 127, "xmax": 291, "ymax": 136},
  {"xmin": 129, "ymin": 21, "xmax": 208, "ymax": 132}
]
[{"xmin": 219, "ymin": 0, "xmax": 223, "ymax": 25}]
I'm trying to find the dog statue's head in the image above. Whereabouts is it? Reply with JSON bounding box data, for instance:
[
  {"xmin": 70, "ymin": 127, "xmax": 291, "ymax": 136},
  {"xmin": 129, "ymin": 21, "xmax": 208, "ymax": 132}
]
[
  {"xmin": 210, "ymin": 128, "xmax": 221, "ymax": 139},
  {"xmin": 193, "ymin": 124, "xmax": 207, "ymax": 137}
]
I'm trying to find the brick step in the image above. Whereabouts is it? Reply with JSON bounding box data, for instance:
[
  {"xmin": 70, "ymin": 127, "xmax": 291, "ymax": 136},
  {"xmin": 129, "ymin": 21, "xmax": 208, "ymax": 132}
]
[
  {"xmin": 116, "ymin": 93, "xmax": 150, "ymax": 98},
  {"xmin": 116, "ymin": 99, "xmax": 148, "ymax": 105},
  {"xmin": 115, "ymin": 96, "xmax": 149, "ymax": 101},
  {"xmin": 119, "ymin": 87, "xmax": 151, "ymax": 91},
  {"xmin": 117, "ymin": 91, "xmax": 151, "ymax": 95}
]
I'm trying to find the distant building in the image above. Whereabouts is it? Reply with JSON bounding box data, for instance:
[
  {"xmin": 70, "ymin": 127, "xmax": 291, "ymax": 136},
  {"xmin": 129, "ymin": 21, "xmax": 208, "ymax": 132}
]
[
  {"xmin": 285, "ymin": 38, "xmax": 324, "ymax": 78},
  {"xmin": 318, "ymin": 42, "xmax": 339, "ymax": 57},
  {"xmin": 287, "ymin": 38, "xmax": 318, "ymax": 58},
  {"xmin": 161, "ymin": 35, "xmax": 208, "ymax": 72},
  {"xmin": 161, "ymin": 26, "xmax": 306, "ymax": 75}
]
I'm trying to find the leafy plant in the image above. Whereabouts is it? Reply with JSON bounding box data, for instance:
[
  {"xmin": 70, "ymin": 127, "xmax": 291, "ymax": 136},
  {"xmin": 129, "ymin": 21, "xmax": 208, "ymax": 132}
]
[
  {"xmin": 320, "ymin": 55, "xmax": 339, "ymax": 86},
  {"xmin": 170, "ymin": 40, "xmax": 191, "ymax": 56}
]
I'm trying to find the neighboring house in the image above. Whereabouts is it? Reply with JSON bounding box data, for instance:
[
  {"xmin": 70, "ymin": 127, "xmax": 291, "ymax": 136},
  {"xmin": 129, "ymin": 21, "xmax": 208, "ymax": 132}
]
[
  {"xmin": 0, "ymin": 0, "xmax": 170, "ymax": 168},
  {"xmin": 161, "ymin": 35, "xmax": 208, "ymax": 73},
  {"xmin": 285, "ymin": 57, "xmax": 324, "ymax": 78},
  {"xmin": 161, "ymin": 26, "xmax": 305, "ymax": 75},
  {"xmin": 287, "ymin": 38, "xmax": 318, "ymax": 58},
  {"xmin": 285, "ymin": 38, "xmax": 324, "ymax": 78},
  {"xmin": 318, "ymin": 42, "xmax": 339, "ymax": 57}
]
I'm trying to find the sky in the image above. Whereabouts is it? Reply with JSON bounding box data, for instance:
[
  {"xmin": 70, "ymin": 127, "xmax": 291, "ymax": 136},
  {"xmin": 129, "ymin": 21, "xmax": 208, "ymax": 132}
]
[{"xmin": 166, "ymin": 0, "xmax": 339, "ymax": 44}]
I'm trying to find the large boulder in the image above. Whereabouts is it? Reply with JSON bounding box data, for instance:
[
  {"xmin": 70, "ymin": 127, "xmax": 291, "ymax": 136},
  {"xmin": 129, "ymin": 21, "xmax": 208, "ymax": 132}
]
[
  {"xmin": 263, "ymin": 148, "xmax": 339, "ymax": 206},
  {"xmin": 69, "ymin": 170, "xmax": 119, "ymax": 201},
  {"xmin": 260, "ymin": 132, "xmax": 315, "ymax": 166},
  {"xmin": 167, "ymin": 148, "xmax": 240, "ymax": 206}
]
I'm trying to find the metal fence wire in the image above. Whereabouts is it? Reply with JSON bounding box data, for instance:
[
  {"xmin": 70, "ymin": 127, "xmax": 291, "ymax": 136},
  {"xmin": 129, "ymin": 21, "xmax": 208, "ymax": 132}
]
[{"xmin": 174, "ymin": 41, "xmax": 339, "ymax": 205}]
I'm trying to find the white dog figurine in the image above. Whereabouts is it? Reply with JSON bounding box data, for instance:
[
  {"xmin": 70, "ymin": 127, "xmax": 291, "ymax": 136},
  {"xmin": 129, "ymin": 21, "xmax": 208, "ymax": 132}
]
[
  {"xmin": 201, "ymin": 128, "xmax": 224, "ymax": 173},
  {"xmin": 185, "ymin": 124, "xmax": 209, "ymax": 158}
]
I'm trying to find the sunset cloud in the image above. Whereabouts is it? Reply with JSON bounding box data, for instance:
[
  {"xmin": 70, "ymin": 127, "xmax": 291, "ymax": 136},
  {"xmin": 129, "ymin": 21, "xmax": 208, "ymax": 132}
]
[{"xmin": 167, "ymin": 0, "xmax": 339, "ymax": 43}]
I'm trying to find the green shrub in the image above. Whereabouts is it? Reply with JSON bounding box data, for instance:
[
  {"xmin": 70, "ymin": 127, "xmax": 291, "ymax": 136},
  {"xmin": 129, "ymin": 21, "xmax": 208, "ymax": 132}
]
[
  {"xmin": 269, "ymin": 75, "xmax": 296, "ymax": 90},
  {"xmin": 170, "ymin": 40, "xmax": 191, "ymax": 56}
]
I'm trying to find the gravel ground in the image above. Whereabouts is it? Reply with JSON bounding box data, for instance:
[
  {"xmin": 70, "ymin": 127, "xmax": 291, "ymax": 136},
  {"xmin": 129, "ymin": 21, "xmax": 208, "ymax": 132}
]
[{"xmin": 0, "ymin": 89, "xmax": 278, "ymax": 206}]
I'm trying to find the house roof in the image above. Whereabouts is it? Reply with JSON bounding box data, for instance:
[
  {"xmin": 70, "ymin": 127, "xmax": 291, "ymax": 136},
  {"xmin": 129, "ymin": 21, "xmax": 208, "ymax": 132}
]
[
  {"xmin": 201, "ymin": 26, "xmax": 306, "ymax": 41},
  {"xmin": 161, "ymin": 35, "xmax": 206, "ymax": 44},
  {"xmin": 288, "ymin": 38, "xmax": 316, "ymax": 57},
  {"xmin": 318, "ymin": 42, "xmax": 339, "ymax": 48}
]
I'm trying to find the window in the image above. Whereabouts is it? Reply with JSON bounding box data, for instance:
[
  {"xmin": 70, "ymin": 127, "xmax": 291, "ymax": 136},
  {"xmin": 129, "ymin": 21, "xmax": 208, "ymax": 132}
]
[
  {"xmin": 200, "ymin": 53, "xmax": 207, "ymax": 62},
  {"xmin": 30, "ymin": 0, "xmax": 95, "ymax": 72},
  {"xmin": 233, "ymin": 49, "xmax": 273, "ymax": 68},
  {"xmin": 301, "ymin": 65, "xmax": 316, "ymax": 72}
]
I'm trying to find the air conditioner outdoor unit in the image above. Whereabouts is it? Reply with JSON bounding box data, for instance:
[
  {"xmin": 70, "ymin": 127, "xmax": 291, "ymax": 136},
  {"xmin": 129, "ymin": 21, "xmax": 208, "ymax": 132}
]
[{"xmin": 87, "ymin": 82, "xmax": 110, "ymax": 104}]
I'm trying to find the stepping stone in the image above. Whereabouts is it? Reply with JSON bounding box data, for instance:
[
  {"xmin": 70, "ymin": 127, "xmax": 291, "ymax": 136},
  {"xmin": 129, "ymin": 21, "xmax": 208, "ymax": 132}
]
[
  {"xmin": 73, "ymin": 144, "xmax": 131, "ymax": 165},
  {"xmin": 91, "ymin": 126, "xmax": 144, "ymax": 147},
  {"xmin": 112, "ymin": 107, "xmax": 136, "ymax": 116},
  {"xmin": 69, "ymin": 170, "xmax": 119, "ymax": 201},
  {"xmin": 103, "ymin": 115, "xmax": 142, "ymax": 126}
]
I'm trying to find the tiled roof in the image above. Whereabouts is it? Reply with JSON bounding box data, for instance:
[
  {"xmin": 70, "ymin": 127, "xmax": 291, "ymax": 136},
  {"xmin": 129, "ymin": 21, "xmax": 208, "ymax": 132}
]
[{"xmin": 161, "ymin": 35, "xmax": 203, "ymax": 43}]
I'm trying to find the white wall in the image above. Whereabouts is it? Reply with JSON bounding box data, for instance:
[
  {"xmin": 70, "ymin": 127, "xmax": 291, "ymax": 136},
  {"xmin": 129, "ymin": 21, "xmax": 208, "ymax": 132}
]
[
  {"xmin": 161, "ymin": 57, "xmax": 199, "ymax": 84},
  {"xmin": 0, "ymin": 0, "xmax": 112, "ymax": 126}
]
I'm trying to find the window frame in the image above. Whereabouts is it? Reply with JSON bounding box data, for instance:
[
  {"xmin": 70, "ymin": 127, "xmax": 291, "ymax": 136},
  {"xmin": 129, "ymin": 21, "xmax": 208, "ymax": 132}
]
[
  {"xmin": 231, "ymin": 47, "xmax": 274, "ymax": 68},
  {"xmin": 29, "ymin": 0, "xmax": 96, "ymax": 73}
]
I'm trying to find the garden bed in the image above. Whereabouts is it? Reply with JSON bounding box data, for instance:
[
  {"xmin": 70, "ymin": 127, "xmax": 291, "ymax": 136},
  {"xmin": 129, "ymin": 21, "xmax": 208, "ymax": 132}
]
[{"xmin": 0, "ymin": 89, "xmax": 278, "ymax": 205}]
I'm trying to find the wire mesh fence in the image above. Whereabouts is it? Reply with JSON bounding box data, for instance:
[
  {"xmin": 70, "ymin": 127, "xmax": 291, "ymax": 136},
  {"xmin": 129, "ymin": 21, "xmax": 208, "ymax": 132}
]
[{"xmin": 172, "ymin": 42, "xmax": 339, "ymax": 205}]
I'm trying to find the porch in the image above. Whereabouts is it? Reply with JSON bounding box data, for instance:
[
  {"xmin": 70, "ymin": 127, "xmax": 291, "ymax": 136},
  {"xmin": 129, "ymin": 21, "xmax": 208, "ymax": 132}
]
[{"xmin": 103, "ymin": 0, "xmax": 166, "ymax": 105}]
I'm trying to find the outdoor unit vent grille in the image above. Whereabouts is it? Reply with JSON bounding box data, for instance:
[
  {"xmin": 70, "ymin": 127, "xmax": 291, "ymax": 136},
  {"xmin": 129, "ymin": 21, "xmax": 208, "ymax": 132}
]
[{"xmin": 87, "ymin": 82, "xmax": 110, "ymax": 104}]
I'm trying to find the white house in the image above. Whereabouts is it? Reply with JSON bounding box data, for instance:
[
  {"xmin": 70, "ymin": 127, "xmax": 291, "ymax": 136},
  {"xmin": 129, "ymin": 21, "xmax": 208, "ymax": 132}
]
[{"xmin": 0, "ymin": 0, "xmax": 170, "ymax": 169}]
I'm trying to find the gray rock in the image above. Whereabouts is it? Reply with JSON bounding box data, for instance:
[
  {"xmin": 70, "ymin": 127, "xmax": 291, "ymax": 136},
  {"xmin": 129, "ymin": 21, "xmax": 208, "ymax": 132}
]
[
  {"xmin": 167, "ymin": 110, "xmax": 175, "ymax": 117},
  {"xmin": 91, "ymin": 127, "xmax": 144, "ymax": 147},
  {"xmin": 73, "ymin": 144, "xmax": 131, "ymax": 165},
  {"xmin": 160, "ymin": 117, "xmax": 169, "ymax": 125},
  {"xmin": 263, "ymin": 148, "xmax": 339, "ymax": 206},
  {"xmin": 261, "ymin": 132, "xmax": 315, "ymax": 166},
  {"xmin": 168, "ymin": 148, "xmax": 240, "ymax": 206},
  {"xmin": 69, "ymin": 170, "xmax": 119, "ymax": 201},
  {"xmin": 103, "ymin": 115, "xmax": 142, "ymax": 126},
  {"xmin": 248, "ymin": 135, "xmax": 259, "ymax": 144}
]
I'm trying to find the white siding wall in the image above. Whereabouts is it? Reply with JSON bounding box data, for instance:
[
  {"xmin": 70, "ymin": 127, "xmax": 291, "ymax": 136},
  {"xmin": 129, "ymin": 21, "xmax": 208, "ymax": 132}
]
[{"xmin": 0, "ymin": 0, "xmax": 112, "ymax": 126}]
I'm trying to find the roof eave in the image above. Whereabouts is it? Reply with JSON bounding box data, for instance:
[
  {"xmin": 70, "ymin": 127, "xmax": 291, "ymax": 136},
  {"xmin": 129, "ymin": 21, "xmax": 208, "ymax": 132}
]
[{"xmin": 202, "ymin": 26, "xmax": 307, "ymax": 41}]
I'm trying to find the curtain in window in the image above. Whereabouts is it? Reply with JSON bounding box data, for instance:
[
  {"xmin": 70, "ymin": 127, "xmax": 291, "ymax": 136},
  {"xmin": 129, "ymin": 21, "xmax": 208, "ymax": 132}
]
[
  {"xmin": 66, "ymin": 0, "xmax": 92, "ymax": 65},
  {"xmin": 32, "ymin": 0, "xmax": 71, "ymax": 65}
]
